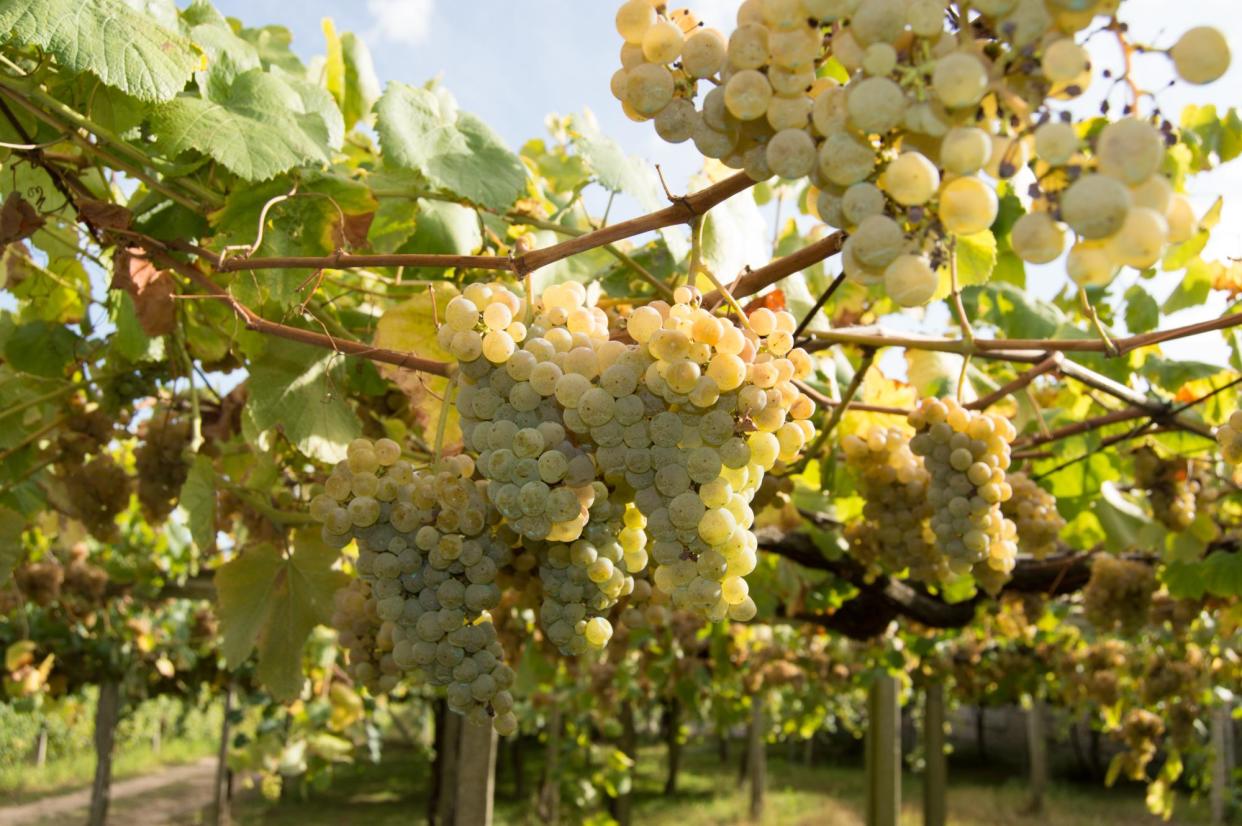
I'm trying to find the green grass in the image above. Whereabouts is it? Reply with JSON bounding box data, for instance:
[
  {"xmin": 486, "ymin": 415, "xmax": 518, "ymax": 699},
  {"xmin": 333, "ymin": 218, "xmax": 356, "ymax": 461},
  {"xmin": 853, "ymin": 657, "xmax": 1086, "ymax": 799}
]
[
  {"xmin": 226, "ymin": 741, "xmax": 1216, "ymax": 826},
  {"xmin": 0, "ymin": 732, "xmax": 219, "ymax": 805}
]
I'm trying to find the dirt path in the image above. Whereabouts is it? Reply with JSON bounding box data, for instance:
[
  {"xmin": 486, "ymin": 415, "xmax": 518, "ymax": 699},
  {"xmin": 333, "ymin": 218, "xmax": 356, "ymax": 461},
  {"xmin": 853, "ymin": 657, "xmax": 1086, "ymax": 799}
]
[{"xmin": 0, "ymin": 756, "xmax": 220, "ymax": 826}]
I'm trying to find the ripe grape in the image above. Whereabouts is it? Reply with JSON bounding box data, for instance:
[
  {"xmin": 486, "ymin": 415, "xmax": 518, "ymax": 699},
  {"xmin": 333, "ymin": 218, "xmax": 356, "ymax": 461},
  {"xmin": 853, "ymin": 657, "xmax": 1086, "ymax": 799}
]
[{"xmin": 1171, "ymin": 26, "xmax": 1231, "ymax": 85}]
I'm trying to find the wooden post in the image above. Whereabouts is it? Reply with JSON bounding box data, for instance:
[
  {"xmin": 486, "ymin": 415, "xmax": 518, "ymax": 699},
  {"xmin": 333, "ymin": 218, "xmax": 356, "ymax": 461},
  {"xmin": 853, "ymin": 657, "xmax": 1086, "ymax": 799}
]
[
  {"xmin": 923, "ymin": 682, "xmax": 946, "ymax": 826},
  {"xmin": 663, "ymin": 698, "xmax": 682, "ymax": 795},
  {"xmin": 455, "ymin": 721, "xmax": 497, "ymax": 826},
  {"xmin": 748, "ymin": 692, "xmax": 766, "ymax": 822},
  {"xmin": 33, "ymin": 722, "xmax": 48, "ymax": 767},
  {"xmin": 436, "ymin": 708, "xmax": 462, "ymax": 826},
  {"xmin": 213, "ymin": 684, "xmax": 235, "ymax": 826},
  {"xmin": 1211, "ymin": 700, "xmax": 1233, "ymax": 826},
  {"xmin": 1026, "ymin": 696, "xmax": 1048, "ymax": 815},
  {"xmin": 616, "ymin": 700, "xmax": 637, "ymax": 826},
  {"xmin": 538, "ymin": 706, "xmax": 562, "ymax": 825},
  {"xmin": 88, "ymin": 680, "xmax": 121, "ymax": 826},
  {"xmin": 866, "ymin": 674, "xmax": 900, "ymax": 826}
]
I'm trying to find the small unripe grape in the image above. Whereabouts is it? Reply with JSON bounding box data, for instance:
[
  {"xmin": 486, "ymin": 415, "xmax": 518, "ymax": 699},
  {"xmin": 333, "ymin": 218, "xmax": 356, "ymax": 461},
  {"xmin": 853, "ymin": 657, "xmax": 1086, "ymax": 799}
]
[
  {"xmin": 766, "ymin": 94, "xmax": 812, "ymax": 130},
  {"xmin": 851, "ymin": 214, "xmax": 905, "ymax": 269},
  {"xmin": 1130, "ymin": 175, "xmax": 1173, "ymax": 214},
  {"xmin": 932, "ymin": 52, "xmax": 989, "ymax": 109},
  {"xmin": 819, "ymin": 131, "xmax": 877, "ymax": 187},
  {"xmin": 728, "ymin": 23, "xmax": 770, "ymax": 70},
  {"xmin": 725, "ymin": 70, "xmax": 773, "ymax": 121},
  {"xmin": 626, "ymin": 63, "xmax": 675, "ymax": 115},
  {"xmin": 1171, "ymin": 26, "xmax": 1231, "ymax": 85},
  {"xmin": 1010, "ymin": 212, "xmax": 1066, "ymax": 264},
  {"xmin": 881, "ymin": 152, "xmax": 940, "ymax": 206},
  {"xmin": 1096, "ymin": 118, "xmax": 1164, "ymax": 186},
  {"xmin": 1107, "ymin": 207, "xmax": 1169, "ymax": 270},
  {"xmin": 847, "ymin": 76, "xmax": 907, "ymax": 134},
  {"xmin": 1034, "ymin": 121, "xmax": 1077, "ymax": 166},
  {"xmin": 642, "ymin": 18, "xmax": 684, "ymax": 64},
  {"xmin": 938, "ymin": 175, "xmax": 999, "ymax": 236},
  {"xmin": 1066, "ymin": 241, "xmax": 1118, "ymax": 288},
  {"xmin": 851, "ymin": 0, "xmax": 905, "ymax": 45},
  {"xmin": 863, "ymin": 43, "xmax": 898, "ymax": 76},
  {"xmin": 766, "ymin": 128, "xmax": 817, "ymax": 178},
  {"xmin": 654, "ymin": 98, "xmax": 696, "ymax": 144},
  {"xmin": 940, "ymin": 127, "xmax": 992, "ymax": 175},
  {"xmin": 615, "ymin": 0, "xmax": 656, "ymax": 44},
  {"xmin": 770, "ymin": 27, "xmax": 819, "ymax": 70},
  {"xmin": 884, "ymin": 255, "xmax": 938, "ymax": 307},
  {"xmin": 842, "ymin": 182, "xmax": 885, "ymax": 226},
  {"xmin": 1060, "ymin": 174, "xmax": 1131, "ymax": 239},
  {"xmin": 1041, "ymin": 38, "xmax": 1090, "ymax": 84},
  {"xmin": 682, "ymin": 28, "xmax": 728, "ymax": 77}
]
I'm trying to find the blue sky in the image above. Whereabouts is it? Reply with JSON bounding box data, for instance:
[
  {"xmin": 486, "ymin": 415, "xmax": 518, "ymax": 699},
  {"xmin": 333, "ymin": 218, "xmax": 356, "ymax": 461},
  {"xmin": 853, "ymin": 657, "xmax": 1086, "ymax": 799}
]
[{"xmin": 205, "ymin": 0, "xmax": 1242, "ymax": 367}]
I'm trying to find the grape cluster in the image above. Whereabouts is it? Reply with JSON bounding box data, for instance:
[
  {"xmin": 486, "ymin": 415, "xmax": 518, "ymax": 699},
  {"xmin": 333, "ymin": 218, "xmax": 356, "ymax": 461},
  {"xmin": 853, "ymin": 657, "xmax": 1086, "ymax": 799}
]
[
  {"xmin": 61, "ymin": 454, "xmax": 132, "ymax": 541},
  {"xmin": 840, "ymin": 425, "xmax": 943, "ymax": 583},
  {"xmin": 135, "ymin": 413, "xmax": 192, "ymax": 522},
  {"xmin": 449, "ymin": 280, "xmax": 817, "ymax": 647},
  {"xmin": 613, "ymin": 0, "xmax": 1229, "ymax": 307},
  {"xmin": 1133, "ymin": 446, "xmax": 1199, "ymax": 530},
  {"xmin": 14, "ymin": 560, "xmax": 64, "ymax": 607},
  {"xmin": 1082, "ymin": 555, "xmax": 1155, "ymax": 634},
  {"xmin": 1117, "ymin": 709, "xmax": 1164, "ymax": 781},
  {"xmin": 64, "ymin": 545, "xmax": 108, "ymax": 605},
  {"xmin": 1001, "ymin": 473, "xmax": 1065, "ymax": 559},
  {"xmin": 908, "ymin": 397, "xmax": 1017, "ymax": 593},
  {"xmin": 311, "ymin": 438, "xmax": 519, "ymax": 735},
  {"xmin": 1216, "ymin": 409, "xmax": 1242, "ymax": 464},
  {"xmin": 58, "ymin": 401, "xmax": 117, "ymax": 464}
]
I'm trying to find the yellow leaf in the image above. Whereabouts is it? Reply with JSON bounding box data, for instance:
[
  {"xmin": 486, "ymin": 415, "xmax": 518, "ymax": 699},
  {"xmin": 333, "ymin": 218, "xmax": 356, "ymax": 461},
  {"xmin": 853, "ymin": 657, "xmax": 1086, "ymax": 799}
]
[
  {"xmin": 839, "ymin": 365, "xmax": 915, "ymax": 437},
  {"xmin": 373, "ymin": 288, "xmax": 461, "ymax": 448}
]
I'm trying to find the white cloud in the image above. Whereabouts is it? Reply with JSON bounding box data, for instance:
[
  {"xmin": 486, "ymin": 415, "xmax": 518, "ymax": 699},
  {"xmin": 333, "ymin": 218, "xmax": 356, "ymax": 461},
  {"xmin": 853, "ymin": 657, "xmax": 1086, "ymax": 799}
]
[
  {"xmin": 690, "ymin": 0, "xmax": 743, "ymax": 29},
  {"xmin": 366, "ymin": 0, "xmax": 435, "ymax": 45}
]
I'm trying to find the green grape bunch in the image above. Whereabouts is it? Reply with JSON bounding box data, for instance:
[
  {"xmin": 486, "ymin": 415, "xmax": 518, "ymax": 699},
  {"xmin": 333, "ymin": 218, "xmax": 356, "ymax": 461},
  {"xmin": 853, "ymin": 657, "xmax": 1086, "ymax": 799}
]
[
  {"xmin": 1001, "ymin": 472, "xmax": 1065, "ymax": 559},
  {"xmin": 841, "ymin": 425, "xmax": 944, "ymax": 582},
  {"xmin": 612, "ymin": 0, "xmax": 1230, "ymax": 308},
  {"xmin": 1132, "ymin": 446, "xmax": 1200, "ymax": 530},
  {"xmin": 311, "ymin": 439, "xmax": 519, "ymax": 735},
  {"xmin": 1082, "ymin": 555, "xmax": 1156, "ymax": 634},
  {"xmin": 1215, "ymin": 409, "xmax": 1242, "ymax": 464},
  {"xmin": 908, "ymin": 396, "xmax": 1018, "ymax": 594}
]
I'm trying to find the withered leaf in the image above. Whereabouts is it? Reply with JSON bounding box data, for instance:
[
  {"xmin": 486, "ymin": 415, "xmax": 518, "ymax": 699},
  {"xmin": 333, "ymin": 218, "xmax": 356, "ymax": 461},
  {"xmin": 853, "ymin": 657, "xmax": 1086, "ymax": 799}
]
[{"xmin": 111, "ymin": 247, "xmax": 175, "ymax": 336}]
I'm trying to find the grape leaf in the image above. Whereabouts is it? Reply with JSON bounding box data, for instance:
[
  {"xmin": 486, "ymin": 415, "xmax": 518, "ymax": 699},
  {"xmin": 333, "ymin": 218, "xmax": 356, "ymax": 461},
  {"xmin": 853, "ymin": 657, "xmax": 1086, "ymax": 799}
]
[
  {"xmin": 246, "ymin": 339, "xmax": 362, "ymax": 463},
  {"xmin": 3, "ymin": 321, "xmax": 79, "ymax": 378},
  {"xmin": 178, "ymin": 455, "xmax": 216, "ymax": 553},
  {"xmin": 374, "ymin": 289, "xmax": 461, "ymax": 446},
  {"xmin": 0, "ymin": 0, "xmax": 199, "ymax": 102},
  {"xmin": 1162, "ymin": 561, "xmax": 1208, "ymax": 599},
  {"xmin": 1123, "ymin": 285, "xmax": 1159, "ymax": 333},
  {"xmin": 953, "ymin": 231, "xmax": 998, "ymax": 286},
  {"xmin": 1162, "ymin": 258, "xmax": 1216, "ymax": 314},
  {"xmin": 152, "ymin": 69, "xmax": 341, "ymax": 181},
  {"xmin": 376, "ymin": 82, "xmax": 526, "ymax": 211},
  {"xmin": 569, "ymin": 111, "xmax": 664, "ymax": 211},
  {"xmin": 214, "ymin": 536, "xmax": 347, "ymax": 700},
  {"xmin": 1203, "ymin": 551, "xmax": 1242, "ymax": 597}
]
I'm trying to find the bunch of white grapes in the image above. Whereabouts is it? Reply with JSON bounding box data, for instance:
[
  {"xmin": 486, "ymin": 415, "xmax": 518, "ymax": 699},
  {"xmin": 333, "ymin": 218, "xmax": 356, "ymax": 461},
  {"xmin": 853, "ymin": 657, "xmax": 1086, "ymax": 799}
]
[
  {"xmin": 612, "ymin": 0, "xmax": 1230, "ymax": 307},
  {"xmin": 1215, "ymin": 410, "xmax": 1242, "ymax": 464},
  {"xmin": 908, "ymin": 397, "xmax": 1018, "ymax": 594},
  {"xmin": 1001, "ymin": 472, "xmax": 1065, "ymax": 559},
  {"xmin": 623, "ymin": 286, "xmax": 816, "ymax": 623},
  {"xmin": 311, "ymin": 438, "xmax": 519, "ymax": 735},
  {"xmin": 840, "ymin": 425, "xmax": 944, "ymax": 583}
]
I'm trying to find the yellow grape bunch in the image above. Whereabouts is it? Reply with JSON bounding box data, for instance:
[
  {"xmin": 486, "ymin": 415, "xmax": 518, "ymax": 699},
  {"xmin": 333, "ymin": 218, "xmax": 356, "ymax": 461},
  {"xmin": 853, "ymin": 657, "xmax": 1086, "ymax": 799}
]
[
  {"xmin": 1215, "ymin": 409, "xmax": 1242, "ymax": 464},
  {"xmin": 611, "ymin": 0, "xmax": 1229, "ymax": 306},
  {"xmin": 443, "ymin": 281, "xmax": 818, "ymax": 654},
  {"xmin": 908, "ymin": 397, "xmax": 1018, "ymax": 594}
]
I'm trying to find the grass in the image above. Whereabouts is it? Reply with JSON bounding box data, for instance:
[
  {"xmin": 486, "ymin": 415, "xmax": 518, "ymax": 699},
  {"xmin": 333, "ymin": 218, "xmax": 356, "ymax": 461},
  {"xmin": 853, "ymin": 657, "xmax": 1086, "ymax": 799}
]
[
  {"xmin": 0, "ymin": 733, "xmax": 219, "ymax": 805},
  {"xmin": 225, "ymin": 741, "xmax": 1217, "ymax": 826}
]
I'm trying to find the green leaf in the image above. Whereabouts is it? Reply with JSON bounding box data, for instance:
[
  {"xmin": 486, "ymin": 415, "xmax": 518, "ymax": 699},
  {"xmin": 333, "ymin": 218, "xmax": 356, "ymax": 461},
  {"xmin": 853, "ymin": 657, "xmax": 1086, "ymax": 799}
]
[
  {"xmin": 953, "ymin": 230, "xmax": 997, "ymax": 286},
  {"xmin": 1162, "ymin": 258, "xmax": 1216, "ymax": 314},
  {"xmin": 246, "ymin": 338, "xmax": 362, "ymax": 463},
  {"xmin": 1123, "ymin": 285, "xmax": 1159, "ymax": 334},
  {"xmin": 1162, "ymin": 561, "xmax": 1208, "ymax": 599},
  {"xmin": 178, "ymin": 455, "xmax": 216, "ymax": 553},
  {"xmin": 1203, "ymin": 551, "xmax": 1242, "ymax": 597},
  {"xmin": 152, "ymin": 69, "xmax": 341, "ymax": 181},
  {"xmin": 180, "ymin": 0, "xmax": 261, "ymax": 94},
  {"xmin": 569, "ymin": 111, "xmax": 664, "ymax": 212},
  {"xmin": 214, "ymin": 536, "xmax": 347, "ymax": 700},
  {"xmin": 0, "ymin": 0, "xmax": 199, "ymax": 102},
  {"xmin": 3, "ymin": 321, "xmax": 79, "ymax": 378},
  {"xmin": 376, "ymin": 82, "xmax": 526, "ymax": 211},
  {"xmin": 399, "ymin": 199, "xmax": 483, "ymax": 265},
  {"xmin": 1140, "ymin": 356, "xmax": 1225, "ymax": 394},
  {"xmin": 1093, "ymin": 483, "xmax": 1149, "ymax": 553},
  {"xmin": 962, "ymin": 281, "xmax": 1066, "ymax": 340},
  {"xmin": 109, "ymin": 290, "xmax": 165, "ymax": 363},
  {"xmin": 339, "ymin": 31, "xmax": 380, "ymax": 131}
]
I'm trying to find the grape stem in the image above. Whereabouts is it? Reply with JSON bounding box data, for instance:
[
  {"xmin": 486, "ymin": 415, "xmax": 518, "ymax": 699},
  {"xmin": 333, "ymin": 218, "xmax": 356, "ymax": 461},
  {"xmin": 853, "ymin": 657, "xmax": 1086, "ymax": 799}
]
[
  {"xmin": 965, "ymin": 354, "xmax": 1062, "ymax": 411},
  {"xmin": 432, "ymin": 373, "xmax": 458, "ymax": 464},
  {"xmin": 948, "ymin": 238, "xmax": 975, "ymax": 347},
  {"xmin": 1078, "ymin": 287, "xmax": 1120, "ymax": 357},
  {"xmin": 794, "ymin": 349, "xmax": 876, "ymax": 474},
  {"xmin": 792, "ymin": 272, "xmax": 847, "ymax": 339}
]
